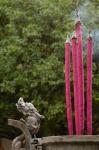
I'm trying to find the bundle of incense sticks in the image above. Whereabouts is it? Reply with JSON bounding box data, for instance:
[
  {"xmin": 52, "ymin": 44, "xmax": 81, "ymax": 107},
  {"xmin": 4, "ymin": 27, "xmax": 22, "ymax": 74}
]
[{"xmin": 65, "ymin": 17, "xmax": 93, "ymax": 135}]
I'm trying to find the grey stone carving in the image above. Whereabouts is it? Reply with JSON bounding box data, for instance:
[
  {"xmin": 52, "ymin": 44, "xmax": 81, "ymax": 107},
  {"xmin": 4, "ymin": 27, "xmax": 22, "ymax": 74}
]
[
  {"xmin": 8, "ymin": 119, "xmax": 32, "ymax": 150},
  {"xmin": 8, "ymin": 97, "xmax": 44, "ymax": 150},
  {"xmin": 16, "ymin": 97, "xmax": 44, "ymax": 136}
]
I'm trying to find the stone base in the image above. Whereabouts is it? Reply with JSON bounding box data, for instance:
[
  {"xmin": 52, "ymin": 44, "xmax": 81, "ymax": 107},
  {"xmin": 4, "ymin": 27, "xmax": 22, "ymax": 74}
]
[
  {"xmin": 40, "ymin": 135, "xmax": 99, "ymax": 150},
  {"xmin": 20, "ymin": 135, "xmax": 99, "ymax": 150}
]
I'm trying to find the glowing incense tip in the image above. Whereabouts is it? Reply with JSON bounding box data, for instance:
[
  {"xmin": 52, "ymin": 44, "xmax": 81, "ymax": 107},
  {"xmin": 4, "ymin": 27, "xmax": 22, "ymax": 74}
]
[
  {"xmin": 75, "ymin": 10, "xmax": 81, "ymax": 24},
  {"xmin": 72, "ymin": 32, "xmax": 77, "ymax": 39},
  {"xmin": 65, "ymin": 35, "xmax": 70, "ymax": 43},
  {"xmin": 88, "ymin": 33, "xmax": 92, "ymax": 38}
]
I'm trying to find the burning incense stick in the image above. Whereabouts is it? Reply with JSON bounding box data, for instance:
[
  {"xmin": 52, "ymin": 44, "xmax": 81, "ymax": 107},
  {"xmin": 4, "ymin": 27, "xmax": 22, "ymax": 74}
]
[
  {"xmin": 65, "ymin": 38, "xmax": 73, "ymax": 135},
  {"xmin": 75, "ymin": 18, "xmax": 84, "ymax": 134},
  {"xmin": 71, "ymin": 35, "xmax": 79, "ymax": 134},
  {"xmin": 87, "ymin": 33, "xmax": 93, "ymax": 135}
]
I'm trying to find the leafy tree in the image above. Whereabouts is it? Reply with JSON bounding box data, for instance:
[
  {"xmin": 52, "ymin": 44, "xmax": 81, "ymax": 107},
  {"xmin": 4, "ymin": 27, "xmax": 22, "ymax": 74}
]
[{"xmin": 0, "ymin": 0, "xmax": 75, "ymax": 138}]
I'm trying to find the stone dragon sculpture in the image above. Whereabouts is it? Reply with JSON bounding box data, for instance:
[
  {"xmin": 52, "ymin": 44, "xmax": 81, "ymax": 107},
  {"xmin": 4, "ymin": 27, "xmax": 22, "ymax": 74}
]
[
  {"xmin": 16, "ymin": 97, "xmax": 44, "ymax": 136},
  {"xmin": 10, "ymin": 97, "xmax": 44, "ymax": 150}
]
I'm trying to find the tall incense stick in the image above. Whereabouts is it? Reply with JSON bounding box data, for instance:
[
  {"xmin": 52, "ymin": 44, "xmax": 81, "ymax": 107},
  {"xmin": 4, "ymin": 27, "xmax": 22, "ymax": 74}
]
[
  {"xmin": 71, "ymin": 35, "xmax": 79, "ymax": 134},
  {"xmin": 87, "ymin": 33, "xmax": 93, "ymax": 135},
  {"xmin": 65, "ymin": 38, "xmax": 73, "ymax": 135},
  {"xmin": 75, "ymin": 18, "xmax": 84, "ymax": 134}
]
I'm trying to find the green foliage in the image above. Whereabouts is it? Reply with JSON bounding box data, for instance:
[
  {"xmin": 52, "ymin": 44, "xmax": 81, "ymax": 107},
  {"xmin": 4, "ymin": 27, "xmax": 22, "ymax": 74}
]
[
  {"xmin": 92, "ymin": 63, "xmax": 99, "ymax": 134},
  {"xmin": 0, "ymin": 0, "xmax": 75, "ymax": 138}
]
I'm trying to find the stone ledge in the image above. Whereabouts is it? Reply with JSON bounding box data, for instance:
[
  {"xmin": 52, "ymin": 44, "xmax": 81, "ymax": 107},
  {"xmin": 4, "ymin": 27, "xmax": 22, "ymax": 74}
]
[
  {"xmin": 41, "ymin": 135, "xmax": 99, "ymax": 144},
  {"xmin": 19, "ymin": 136, "xmax": 99, "ymax": 150}
]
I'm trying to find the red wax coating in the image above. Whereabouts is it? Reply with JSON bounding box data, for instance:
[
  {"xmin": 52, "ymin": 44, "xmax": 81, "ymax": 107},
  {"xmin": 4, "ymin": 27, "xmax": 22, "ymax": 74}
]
[
  {"xmin": 75, "ymin": 20, "xmax": 84, "ymax": 134},
  {"xmin": 87, "ymin": 35, "xmax": 93, "ymax": 135},
  {"xmin": 65, "ymin": 41, "xmax": 73, "ymax": 135},
  {"xmin": 71, "ymin": 36, "xmax": 79, "ymax": 135}
]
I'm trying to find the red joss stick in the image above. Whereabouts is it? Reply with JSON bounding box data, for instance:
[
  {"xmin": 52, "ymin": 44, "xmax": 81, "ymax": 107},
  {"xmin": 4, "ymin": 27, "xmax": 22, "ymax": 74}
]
[
  {"xmin": 75, "ymin": 18, "xmax": 84, "ymax": 134},
  {"xmin": 87, "ymin": 33, "xmax": 93, "ymax": 135},
  {"xmin": 71, "ymin": 35, "xmax": 79, "ymax": 135},
  {"xmin": 65, "ymin": 39, "xmax": 73, "ymax": 135}
]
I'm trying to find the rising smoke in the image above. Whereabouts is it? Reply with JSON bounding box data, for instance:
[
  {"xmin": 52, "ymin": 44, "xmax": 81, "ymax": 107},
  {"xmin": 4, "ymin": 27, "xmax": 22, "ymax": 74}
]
[{"xmin": 71, "ymin": 0, "xmax": 99, "ymax": 61}]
